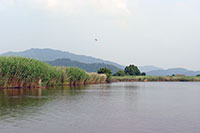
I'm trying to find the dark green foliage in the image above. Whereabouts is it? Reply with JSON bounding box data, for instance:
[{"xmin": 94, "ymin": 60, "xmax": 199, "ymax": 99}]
[
  {"xmin": 98, "ymin": 68, "xmax": 112, "ymax": 75},
  {"xmin": 141, "ymin": 72, "xmax": 146, "ymax": 76},
  {"xmin": 197, "ymin": 75, "xmax": 200, "ymax": 77},
  {"xmin": 124, "ymin": 65, "xmax": 141, "ymax": 76},
  {"xmin": 98, "ymin": 68, "xmax": 112, "ymax": 82},
  {"xmin": 113, "ymin": 70, "xmax": 125, "ymax": 76}
]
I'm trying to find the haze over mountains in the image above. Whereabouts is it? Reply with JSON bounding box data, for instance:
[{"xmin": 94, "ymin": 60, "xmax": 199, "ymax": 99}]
[
  {"xmin": 47, "ymin": 58, "xmax": 120, "ymax": 74},
  {"xmin": 138, "ymin": 66, "xmax": 163, "ymax": 73},
  {"xmin": 139, "ymin": 66, "xmax": 200, "ymax": 76},
  {"xmin": 1, "ymin": 48, "xmax": 199, "ymax": 76},
  {"xmin": 1, "ymin": 48, "xmax": 124, "ymax": 69},
  {"xmin": 146, "ymin": 68, "xmax": 200, "ymax": 76}
]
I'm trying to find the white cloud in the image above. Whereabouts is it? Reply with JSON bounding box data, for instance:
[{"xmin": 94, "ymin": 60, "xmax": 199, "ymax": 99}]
[
  {"xmin": 46, "ymin": 0, "xmax": 131, "ymax": 16},
  {"xmin": 0, "ymin": 0, "xmax": 131, "ymax": 16}
]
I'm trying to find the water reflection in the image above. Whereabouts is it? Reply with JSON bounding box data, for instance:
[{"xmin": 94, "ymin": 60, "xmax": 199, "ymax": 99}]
[
  {"xmin": 0, "ymin": 86, "xmax": 88, "ymax": 121},
  {"xmin": 0, "ymin": 82, "xmax": 199, "ymax": 133}
]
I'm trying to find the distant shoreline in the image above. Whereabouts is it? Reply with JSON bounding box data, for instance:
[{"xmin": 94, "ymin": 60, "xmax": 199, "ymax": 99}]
[
  {"xmin": 1, "ymin": 75, "xmax": 200, "ymax": 90},
  {"xmin": 111, "ymin": 76, "xmax": 200, "ymax": 82}
]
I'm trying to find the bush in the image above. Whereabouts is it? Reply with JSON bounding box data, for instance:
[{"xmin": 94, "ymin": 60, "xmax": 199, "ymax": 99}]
[
  {"xmin": 113, "ymin": 70, "xmax": 125, "ymax": 76},
  {"xmin": 141, "ymin": 72, "xmax": 146, "ymax": 76},
  {"xmin": 98, "ymin": 67, "xmax": 112, "ymax": 82},
  {"xmin": 196, "ymin": 75, "xmax": 200, "ymax": 77},
  {"xmin": 124, "ymin": 65, "xmax": 141, "ymax": 76}
]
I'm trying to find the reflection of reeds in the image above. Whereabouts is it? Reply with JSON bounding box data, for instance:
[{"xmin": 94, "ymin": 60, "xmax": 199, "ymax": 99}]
[{"xmin": 0, "ymin": 57, "xmax": 107, "ymax": 89}]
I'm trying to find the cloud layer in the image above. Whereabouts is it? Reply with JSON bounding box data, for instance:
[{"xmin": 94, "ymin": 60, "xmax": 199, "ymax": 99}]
[{"xmin": 0, "ymin": 0, "xmax": 130, "ymax": 16}]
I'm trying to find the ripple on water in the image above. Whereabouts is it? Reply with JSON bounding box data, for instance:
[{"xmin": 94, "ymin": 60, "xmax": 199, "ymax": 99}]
[{"xmin": 0, "ymin": 82, "xmax": 200, "ymax": 133}]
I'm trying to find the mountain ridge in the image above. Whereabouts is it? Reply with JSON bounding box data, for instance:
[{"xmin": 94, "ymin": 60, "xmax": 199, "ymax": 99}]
[
  {"xmin": 147, "ymin": 68, "xmax": 200, "ymax": 76},
  {"xmin": 0, "ymin": 48, "xmax": 124, "ymax": 69},
  {"xmin": 47, "ymin": 58, "xmax": 121, "ymax": 74},
  {"xmin": 1, "ymin": 48, "xmax": 199, "ymax": 76},
  {"xmin": 138, "ymin": 65, "xmax": 163, "ymax": 73}
]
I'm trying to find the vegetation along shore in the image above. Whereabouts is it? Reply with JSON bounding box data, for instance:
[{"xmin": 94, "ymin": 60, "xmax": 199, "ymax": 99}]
[
  {"xmin": 0, "ymin": 57, "xmax": 106, "ymax": 89},
  {"xmin": 112, "ymin": 64, "xmax": 200, "ymax": 82},
  {"xmin": 112, "ymin": 76, "xmax": 200, "ymax": 82},
  {"xmin": 0, "ymin": 57, "xmax": 199, "ymax": 89}
]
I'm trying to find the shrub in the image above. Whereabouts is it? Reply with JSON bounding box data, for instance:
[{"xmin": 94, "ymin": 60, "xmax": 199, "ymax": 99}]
[
  {"xmin": 124, "ymin": 65, "xmax": 141, "ymax": 76},
  {"xmin": 141, "ymin": 72, "xmax": 146, "ymax": 76},
  {"xmin": 113, "ymin": 70, "xmax": 125, "ymax": 76},
  {"xmin": 98, "ymin": 67, "xmax": 112, "ymax": 83}
]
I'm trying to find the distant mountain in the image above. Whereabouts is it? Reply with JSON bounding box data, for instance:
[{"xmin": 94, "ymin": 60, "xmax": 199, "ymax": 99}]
[
  {"xmin": 139, "ymin": 65, "xmax": 163, "ymax": 73},
  {"xmin": 47, "ymin": 58, "xmax": 121, "ymax": 74},
  {"xmin": 147, "ymin": 68, "xmax": 200, "ymax": 76},
  {"xmin": 1, "ymin": 48, "xmax": 124, "ymax": 69}
]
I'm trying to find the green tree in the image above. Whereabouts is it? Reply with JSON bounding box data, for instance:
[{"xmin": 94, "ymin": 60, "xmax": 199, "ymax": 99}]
[
  {"xmin": 98, "ymin": 67, "xmax": 112, "ymax": 82},
  {"xmin": 124, "ymin": 65, "xmax": 141, "ymax": 76},
  {"xmin": 196, "ymin": 74, "xmax": 200, "ymax": 77},
  {"xmin": 113, "ymin": 70, "xmax": 125, "ymax": 76},
  {"xmin": 141, "ymin": 72, "xmax": 146, "ymax": 76}
]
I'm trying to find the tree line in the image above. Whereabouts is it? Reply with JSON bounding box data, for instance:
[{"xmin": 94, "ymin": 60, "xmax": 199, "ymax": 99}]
[{"xmin": 97, "ymin": 64, "xmax": 146, "ymax": 82}]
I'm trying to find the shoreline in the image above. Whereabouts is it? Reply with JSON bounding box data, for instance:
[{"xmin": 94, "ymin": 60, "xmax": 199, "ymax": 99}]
[
  {"xmin": 0, "ymin": 57, "xmax": 107, "ymax": 89},
  {"xmin": 111, "ymin": 76, "xmax": 200, "ymax": 82},
  {"xmin": 1, "ymin": 57, "xmax": 199, "ymax": 89},
  {"xmin": 1, "ymin": 76, "xmax": 200, "ymax": 90}
]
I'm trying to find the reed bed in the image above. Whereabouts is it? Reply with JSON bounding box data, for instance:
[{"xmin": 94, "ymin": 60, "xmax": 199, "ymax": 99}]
[
  {"xmin": 86, "ymin": 73, "xmax": 107, "ymax": 84},
  {"xmin": 0, "ymin": 57, "xmax": 63, "ymax": 88},
  {"xmin": 0, "ymin": 57, "xmax": 107, "ymax": 89},
  {"xmin": 65, "ymin": 67, "xmax": 89, "ymax": 85}
]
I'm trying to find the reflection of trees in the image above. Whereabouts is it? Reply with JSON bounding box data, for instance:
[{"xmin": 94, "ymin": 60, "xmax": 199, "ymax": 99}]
[
  {"xmin": 0, "ymin": 83, "xmax": 140, "ymax": 123},
  {"xmin": 0, "ymin": 86, "xmax": 87, "ymax": 119},
  {"xmin": 87, "ymin": 83, "xmax": 139, "ymax": 102}
]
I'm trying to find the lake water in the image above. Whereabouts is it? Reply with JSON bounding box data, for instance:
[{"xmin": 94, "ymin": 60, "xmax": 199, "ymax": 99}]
[{"xmin": 0, "ymin": 82, "xmax": 200, "ymax": 133}]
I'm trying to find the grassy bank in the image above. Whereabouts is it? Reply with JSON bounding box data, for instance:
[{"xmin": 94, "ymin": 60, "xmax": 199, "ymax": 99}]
[
  {"xmin": 0, "ymin": 57, "xmax": 106, "ymax": 89},
  {"xmin": 112, "ymin": 76, "xmax": 200, "ymax": 82}
]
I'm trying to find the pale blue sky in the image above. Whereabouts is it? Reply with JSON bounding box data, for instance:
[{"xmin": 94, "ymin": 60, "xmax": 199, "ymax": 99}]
[{"xmin": 0, "ymin": 0, "xmax": 200, "ymax": 70}]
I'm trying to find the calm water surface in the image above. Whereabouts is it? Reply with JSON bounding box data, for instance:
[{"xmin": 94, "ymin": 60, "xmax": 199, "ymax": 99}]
[{"xmin": 0, "ymin": 82, "xmax": 200, "ymax": 133}]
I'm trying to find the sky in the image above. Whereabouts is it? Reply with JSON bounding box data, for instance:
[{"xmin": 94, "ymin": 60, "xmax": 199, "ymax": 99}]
[{"xmin": 0, "ymin": 0, "xmax": 200, "ymax": 70}]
